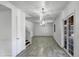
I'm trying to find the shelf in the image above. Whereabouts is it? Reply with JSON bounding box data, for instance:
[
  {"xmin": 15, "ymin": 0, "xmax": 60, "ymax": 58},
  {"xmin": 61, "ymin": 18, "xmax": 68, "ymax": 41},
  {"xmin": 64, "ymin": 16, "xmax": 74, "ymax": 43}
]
[
  {"xmin": 25, "ymin": 40, "xmax": 31, "ymax": 47},
  {"xmin": 64, "ymin": 15, "xmax": 74, "ymax": 56}
]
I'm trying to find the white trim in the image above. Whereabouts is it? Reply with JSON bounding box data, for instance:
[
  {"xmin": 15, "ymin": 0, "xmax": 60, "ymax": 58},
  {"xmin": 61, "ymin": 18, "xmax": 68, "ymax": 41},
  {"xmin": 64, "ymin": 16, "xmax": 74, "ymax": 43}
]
[{"xmin": 63, "ymin": 11, "xmax": 75, "ymax": 21}]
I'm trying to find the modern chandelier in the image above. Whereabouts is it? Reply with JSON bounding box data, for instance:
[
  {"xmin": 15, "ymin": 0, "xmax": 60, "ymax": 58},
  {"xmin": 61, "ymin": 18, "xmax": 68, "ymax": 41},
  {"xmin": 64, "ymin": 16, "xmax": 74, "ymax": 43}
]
[{"xmin": 40, "ymin": 1, "xmax": 47, "ymax": 25}]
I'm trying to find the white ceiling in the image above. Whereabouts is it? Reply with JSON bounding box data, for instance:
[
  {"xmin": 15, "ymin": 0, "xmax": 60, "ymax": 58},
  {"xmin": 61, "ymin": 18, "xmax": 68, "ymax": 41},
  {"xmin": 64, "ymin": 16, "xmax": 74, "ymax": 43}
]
[
  {"xmin": 9, "ymin": 1, "xmax": 69, "ymax": 23},
  {"xmin": 0, "ymin": 5, "xmax": 11, "ymax": 11}
]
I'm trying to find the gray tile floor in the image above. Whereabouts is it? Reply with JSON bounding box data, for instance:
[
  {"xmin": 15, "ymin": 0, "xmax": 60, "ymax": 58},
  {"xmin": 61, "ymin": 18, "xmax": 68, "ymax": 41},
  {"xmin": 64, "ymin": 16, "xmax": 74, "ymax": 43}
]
[{"xmin": 17, "ymin": 36, "xmax": 69, "ymax": 57}]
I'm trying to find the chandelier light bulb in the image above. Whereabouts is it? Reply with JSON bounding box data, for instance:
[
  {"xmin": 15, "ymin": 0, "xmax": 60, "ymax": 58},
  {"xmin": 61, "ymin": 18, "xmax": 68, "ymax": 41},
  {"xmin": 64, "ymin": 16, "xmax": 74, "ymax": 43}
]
[{"xmin": 40, "ymin": 1, "xmax": 47, "ymax": 26}]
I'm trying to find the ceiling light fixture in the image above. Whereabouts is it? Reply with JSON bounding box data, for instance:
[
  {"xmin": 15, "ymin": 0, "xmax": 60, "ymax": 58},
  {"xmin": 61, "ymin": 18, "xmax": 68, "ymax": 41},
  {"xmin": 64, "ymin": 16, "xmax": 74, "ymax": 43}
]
[
  {"xmin": 40, "ymin": 7, "xmax": 47, "ymax": 25},
  {"xmin": 40, "ymin": 1, "xmax": 47, "ymax": 26},
  {"xmin": 40, "ymin": 7, "xmax": 45, "ymax": 25}
]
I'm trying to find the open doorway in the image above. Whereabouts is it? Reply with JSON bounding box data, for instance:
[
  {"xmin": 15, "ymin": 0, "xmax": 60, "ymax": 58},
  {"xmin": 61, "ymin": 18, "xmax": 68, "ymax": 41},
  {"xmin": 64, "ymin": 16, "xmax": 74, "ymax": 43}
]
[{"xmin": 0, "ymin": 4, "xmax": 12, "ymax": 56}]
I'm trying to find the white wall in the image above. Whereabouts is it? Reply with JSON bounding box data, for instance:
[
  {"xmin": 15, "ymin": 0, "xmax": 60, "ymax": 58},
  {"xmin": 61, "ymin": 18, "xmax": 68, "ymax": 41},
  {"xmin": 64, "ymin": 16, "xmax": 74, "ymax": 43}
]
[
  {"xmin": 53, "ymin": 1, "xmax": 79, "ymax": 56},
  {"xmin": 74, "ymin": 2, "xmax": 79, "ymax": 57},
  {"xmin": 0, "ymin": 10, "xmax": 11, "ymax": 56},
  {"xmin": 25, "ymin": 20, "xmax": 33, "ymax": 32},
  {"xmin": 53, "ymin": 14, "xmax": 63, "ymax": 46},
  {"xmin": 26, "ymin": 30, "xmax": 30, "ymax": 41},
  {"xmin": 25, "ymin": 20, "xmax": 34, "ymax": 42},
  {"xmin": 25, "ymin": 20, "xmax": 34, "ymax": 37},
  {"xmin": 33, "ymin": 23, "xmax": 53, "ymax": 36}
]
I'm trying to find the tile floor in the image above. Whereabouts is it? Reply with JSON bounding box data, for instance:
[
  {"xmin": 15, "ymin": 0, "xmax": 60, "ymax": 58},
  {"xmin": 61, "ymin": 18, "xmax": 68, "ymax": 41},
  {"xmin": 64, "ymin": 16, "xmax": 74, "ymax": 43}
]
[{"xmin": 17, "ymin": 36, "xmax": 69, "ymax": 57}]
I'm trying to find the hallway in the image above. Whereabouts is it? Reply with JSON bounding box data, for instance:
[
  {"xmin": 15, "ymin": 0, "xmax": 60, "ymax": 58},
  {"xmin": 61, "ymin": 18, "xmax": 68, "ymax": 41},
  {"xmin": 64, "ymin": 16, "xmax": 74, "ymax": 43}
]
[
  {"xmin": 17, "ymin": 36, "xmax": 69, "ymax": 57},
  {"xmin": 1, "ymin": 1, "xmax": 79, "ymax": 57}
]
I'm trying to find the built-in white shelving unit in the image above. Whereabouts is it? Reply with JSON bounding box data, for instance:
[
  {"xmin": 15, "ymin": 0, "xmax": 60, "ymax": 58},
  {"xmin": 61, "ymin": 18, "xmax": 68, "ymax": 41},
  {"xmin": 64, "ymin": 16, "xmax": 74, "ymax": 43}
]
[{"xmin": 64, "ymin": 15, "xmax": 74, "ymax": 56}]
